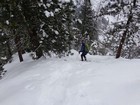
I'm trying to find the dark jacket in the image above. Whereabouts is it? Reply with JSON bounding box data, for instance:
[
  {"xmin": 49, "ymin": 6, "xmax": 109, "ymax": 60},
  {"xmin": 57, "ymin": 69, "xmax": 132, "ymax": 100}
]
[{"xmin": 79, "ymin": 42, "xmax": 88, "ymax": 55}]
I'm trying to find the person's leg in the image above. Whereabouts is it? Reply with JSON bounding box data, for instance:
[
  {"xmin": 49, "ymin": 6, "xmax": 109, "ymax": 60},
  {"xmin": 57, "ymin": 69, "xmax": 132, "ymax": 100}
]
[
  {"xmin": 81, "ymin": 53, "xmax": 84, "ymax": 61},
  {"xmin": 83, "ymin": 52, "xmax": 87, "ymax": 61},
  {"xmin": 83, "ymin": 55, "xmax": 87, "ymax": 61}
]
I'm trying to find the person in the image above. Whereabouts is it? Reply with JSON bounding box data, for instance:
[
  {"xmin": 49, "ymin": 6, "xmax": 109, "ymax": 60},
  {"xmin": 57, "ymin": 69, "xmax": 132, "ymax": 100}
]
[{"xmin": 79, "ymin": 40, "xmax": 89, "ymax": 61}]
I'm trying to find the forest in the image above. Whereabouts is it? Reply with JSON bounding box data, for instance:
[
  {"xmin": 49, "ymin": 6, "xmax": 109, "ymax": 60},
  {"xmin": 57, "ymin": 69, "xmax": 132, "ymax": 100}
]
[{"xmin": 0, "ymin": 0, "xmax": 140, "ymax": 67}]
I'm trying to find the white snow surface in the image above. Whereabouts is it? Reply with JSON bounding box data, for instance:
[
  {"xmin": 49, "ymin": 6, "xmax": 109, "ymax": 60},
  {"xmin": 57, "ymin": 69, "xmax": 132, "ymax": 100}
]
[{"xmin": 0, "ymin": 50, "xmax": 140, "ymax": 105}]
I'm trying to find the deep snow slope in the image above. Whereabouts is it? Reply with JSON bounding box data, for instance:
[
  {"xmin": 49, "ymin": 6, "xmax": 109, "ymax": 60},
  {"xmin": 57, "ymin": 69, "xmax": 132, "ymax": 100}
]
[{"xmin": 0, "ymin": 50, "xmax": 140, "ymax": 105}]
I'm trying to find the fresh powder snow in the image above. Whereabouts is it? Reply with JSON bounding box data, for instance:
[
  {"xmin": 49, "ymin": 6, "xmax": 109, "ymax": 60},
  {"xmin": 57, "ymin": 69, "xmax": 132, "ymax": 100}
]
[{"xmin": 0, "ymin": 50, "xmax": 140, "ymax": 105}]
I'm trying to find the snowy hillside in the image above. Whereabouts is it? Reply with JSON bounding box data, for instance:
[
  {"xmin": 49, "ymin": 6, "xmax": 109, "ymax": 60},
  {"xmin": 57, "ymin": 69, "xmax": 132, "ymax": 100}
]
[{"xmin": 0, "ymin": 50, "xmax": 140, "ymax": 105}]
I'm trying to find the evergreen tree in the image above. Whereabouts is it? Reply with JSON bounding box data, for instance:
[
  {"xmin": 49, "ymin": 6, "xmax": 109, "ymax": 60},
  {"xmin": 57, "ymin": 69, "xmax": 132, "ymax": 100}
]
[
  {"xmin": 100, "ymin": 0, "xmax": 140, "ymax": 58},
  {"xmin": 115, "ymin": 0, "xmax": 139, "ymax": 58},
  {"xmin": 74, "ymin": 0, "xmax": 98, "ymax": 54},
  {"xmin": 81, "ymin": 0, "xmax": 98, "ymax": 40},
  {"xmin": 0, "ymin": 29, "xmax": 12, "ymax": 63},
  {"xmin": 20, "ymin": 0, "xmax": 43, "ymax": 59},
  {"xmin": 0, "ymin": 0, "xmax": 78, "ymax": 63},
  {"xmin": 41, "ymin": 0, "xmax": 75, "ymax": 56},
  {"xmin": 64, "ymin": 0, "xmax": 75, "ymax": 54},
  {"xmin": 0, "ymin": 0, "xmax": 24, "ymax": 62}
]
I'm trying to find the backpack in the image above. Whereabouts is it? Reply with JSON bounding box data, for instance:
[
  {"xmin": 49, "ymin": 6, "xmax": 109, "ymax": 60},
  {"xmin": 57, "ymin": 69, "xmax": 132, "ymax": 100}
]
[{"xmin": 85, "ymin": 43, "xmax": 90, "ymax": 53}]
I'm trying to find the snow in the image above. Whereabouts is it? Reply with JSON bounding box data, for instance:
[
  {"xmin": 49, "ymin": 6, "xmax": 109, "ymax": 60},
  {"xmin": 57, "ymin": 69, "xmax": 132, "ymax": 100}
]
[
  {"xmin": 44, "ymin": 11, "xmax": 54, "ymax": 17},
  {"xmin": 54, "ymin": 30, "xmax": 59, "ymax": 35},
  {"xmin": 44, "ymin": 11, "xmax": 50, "ymax": 17},
  {"xmin": 62, "ymin": 0, "xmax": 70, "ymax": 2},
  {"xmin": 6, "ymin": 20, "xmax": 9, "ymax": 25},
  {"xmin": 91, "ymin": 0, "xmax": 104, "ymax": 10},
  {"xmin": 0, "ymin": 50, "xmax": 140, "ymax": 105},
  {"xmin": 77, "ymin": 19, "xmax": 82, "ymax": 24}
]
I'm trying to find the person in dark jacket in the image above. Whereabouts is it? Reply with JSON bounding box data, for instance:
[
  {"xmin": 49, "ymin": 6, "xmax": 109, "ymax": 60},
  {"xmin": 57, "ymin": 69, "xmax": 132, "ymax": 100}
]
[{"xmin": 79, "ymin": 40, "xmax": 88, "ymax": 61}]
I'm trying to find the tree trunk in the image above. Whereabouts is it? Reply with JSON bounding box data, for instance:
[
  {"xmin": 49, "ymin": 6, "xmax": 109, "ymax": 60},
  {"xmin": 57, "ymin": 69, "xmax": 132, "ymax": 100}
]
[
  {"xmin": 116, "ymin": 0, "xmax": 137, "ymax": 59},
  {"xmin": 116, "ymin": 14, "xmax": 133, "ymax": 58},
  {"xmin": 116, "ymin": 29, "xmax": 128, "ymax": 58},
  {"xmin": 6, "ymin": 39, "xmax": 12, "ymax": 60},
  {"xmin": 13, "ymin": 30, "xmax": 23, "ymax": 62},
  {"xmin": 14, "ymin": 35, "xmax": 24, "ymax": 62},
  {"xmin": 29, "ymin": 27, "xmax": 43, "ymax": 59}
]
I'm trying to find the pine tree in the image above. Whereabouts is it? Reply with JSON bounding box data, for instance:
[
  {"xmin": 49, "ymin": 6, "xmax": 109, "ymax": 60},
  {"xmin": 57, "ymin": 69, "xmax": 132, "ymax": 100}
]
[
  {"xmin": 81, "ymin": 0, "xmax": 98, "ymax": 40},
  {"xmin": 41, "ymin": 0, "xmax": 75, "ymax": 56},
  {"xmin": 0, "ymin": 0, "xmax": 77, "ymax": 62},
  {"xmin": 0, "ymin": 0, "xmax": 24, "ymax": 62},
  {"xmin": 115, "ymin": 0, "xmax": 138, "ymax": 58},
  {"xmin": 73, "ymin": 0, "xmax": 98, "ymax": 54},
  {"xmin": 100, "ymin": 0, "xmax": 140, "ymax": 58},
  {"xmin": 20, "ymin": 0, "xmax": 43, "ymax": 59}
]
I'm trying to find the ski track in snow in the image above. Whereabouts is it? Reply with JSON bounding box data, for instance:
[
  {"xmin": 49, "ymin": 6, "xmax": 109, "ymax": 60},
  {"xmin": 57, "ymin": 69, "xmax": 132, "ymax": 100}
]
[{"xmin": 0, "ymin": 51, "xmax": 140, "ymax": 105}]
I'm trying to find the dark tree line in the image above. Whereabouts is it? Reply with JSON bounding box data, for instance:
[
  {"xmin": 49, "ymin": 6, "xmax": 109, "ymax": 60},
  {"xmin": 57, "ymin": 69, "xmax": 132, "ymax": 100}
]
[
  {"xmin": 0, "ymin": 0, "xmax": 140, "ymax": 67},
  {"xmin": 0, "ymin": 0, "xmax": 76, "ymax": 63}
]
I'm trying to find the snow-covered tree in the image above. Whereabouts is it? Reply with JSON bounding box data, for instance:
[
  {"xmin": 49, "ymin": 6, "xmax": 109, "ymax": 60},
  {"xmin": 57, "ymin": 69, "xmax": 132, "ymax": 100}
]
[
  {"xmin": 0, "ymin": 0, "xmax": 76, "ymax": 61},
  {"xmin": 73, "ymin": 0, "xmax": 99, "ymax": 54},
  {"xmin": 99, "ymin": 0, "xmax": 140, "ymax": 58},
  {"xmin": 37, "ymin": 0, "xmax": 75, "ymax": 57}
]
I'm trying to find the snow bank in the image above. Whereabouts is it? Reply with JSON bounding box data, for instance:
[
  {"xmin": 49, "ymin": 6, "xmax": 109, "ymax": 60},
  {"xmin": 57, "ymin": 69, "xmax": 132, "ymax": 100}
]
[{"xmin": 0, "ymin": 51, "xmax": 140, "ymax": 105}]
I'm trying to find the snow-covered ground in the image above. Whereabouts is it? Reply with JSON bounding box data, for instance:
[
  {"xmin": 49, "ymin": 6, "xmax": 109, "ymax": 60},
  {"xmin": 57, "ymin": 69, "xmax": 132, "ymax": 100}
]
[{"xmin": 0, "ymin": 50, "xmax": 140, "ymax": 105}]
